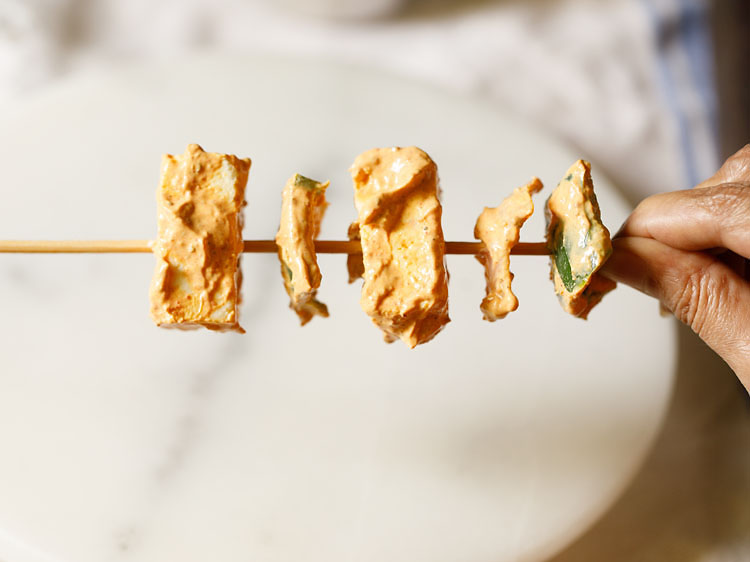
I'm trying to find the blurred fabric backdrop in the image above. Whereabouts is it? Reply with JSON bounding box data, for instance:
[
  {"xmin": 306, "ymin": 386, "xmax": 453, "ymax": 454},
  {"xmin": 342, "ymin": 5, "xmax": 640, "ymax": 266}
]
[{"xmin": 0, "ymin": 0, "xmax": 748, "ymax": 560}]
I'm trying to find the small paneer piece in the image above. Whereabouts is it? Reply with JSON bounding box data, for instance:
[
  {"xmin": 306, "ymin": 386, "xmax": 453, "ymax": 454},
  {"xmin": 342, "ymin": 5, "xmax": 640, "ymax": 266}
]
[
  {"xmin": 545, "ymin": 160, "xmax": 616, "ymax": 319},
  {"xmin": 350, "ymin": 146, "xmax": 450, "ymax": 348},
  {"xmin": 275, "ymin": 174, "xmax": 330, "ymax": 325},
  {"xmin": 474, "ymin": 177, "xmax": 543, "ymax": 321},
  {"xmin": 149, "ymin": 144, "xmax": 251, "ymax": 332}
]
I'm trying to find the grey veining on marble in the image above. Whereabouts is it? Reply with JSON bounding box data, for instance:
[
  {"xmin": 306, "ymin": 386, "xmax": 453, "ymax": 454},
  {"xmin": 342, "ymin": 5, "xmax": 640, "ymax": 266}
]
[{"xmin": 111, "ymin": 338, "xmax": 248, "ymax": 559}]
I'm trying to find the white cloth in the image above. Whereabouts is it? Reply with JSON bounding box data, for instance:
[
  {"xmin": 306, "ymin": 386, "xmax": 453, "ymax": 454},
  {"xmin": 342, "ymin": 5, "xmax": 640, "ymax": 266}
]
[{"xmin": 0, "ymin": 0, "xmax": 719, "ymax": 199}]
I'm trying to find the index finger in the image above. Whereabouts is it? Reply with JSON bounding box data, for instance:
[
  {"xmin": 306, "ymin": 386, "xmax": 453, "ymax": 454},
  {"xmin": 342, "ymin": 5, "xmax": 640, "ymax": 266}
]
[
  {"xmin": 616, "ymin": 182, "xmax": 750, "ymax": 259},
  {"xmin": 695, "ymin": 144, "xmax": 750, "ymax": 189}
]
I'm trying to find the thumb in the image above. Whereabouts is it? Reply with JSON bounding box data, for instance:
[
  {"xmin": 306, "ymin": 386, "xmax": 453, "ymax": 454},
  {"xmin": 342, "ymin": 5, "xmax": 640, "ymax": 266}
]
[{"xmin": 601, "ymin": 237, "xmax": 750, "ymax": 386}]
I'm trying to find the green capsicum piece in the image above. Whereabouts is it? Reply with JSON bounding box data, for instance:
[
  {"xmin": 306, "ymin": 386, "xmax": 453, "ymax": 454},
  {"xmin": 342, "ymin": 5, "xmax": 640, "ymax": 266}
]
[{"xmin": 545, "ymin": 160, "xmax": 616, "ymax": 319}]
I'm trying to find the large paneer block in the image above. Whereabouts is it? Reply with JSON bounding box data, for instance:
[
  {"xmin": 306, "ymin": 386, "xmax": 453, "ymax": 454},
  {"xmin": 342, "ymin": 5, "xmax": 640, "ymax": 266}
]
[
  {"xmin": 350, "ymin": 146, "xmax": 450, "ymax": 348},
  {"xmin": 149, "ymin": 144, "xmax": 251, "ymax": 332}
]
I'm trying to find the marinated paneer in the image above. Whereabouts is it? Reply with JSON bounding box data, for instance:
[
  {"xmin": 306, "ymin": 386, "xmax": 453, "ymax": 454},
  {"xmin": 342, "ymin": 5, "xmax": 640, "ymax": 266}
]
[
  {"xmin": 545, "ymin": 160, "xmax": 616, "ymax": 319},
  {"xmin": 350, "ymin": 146, "xmax": 450, "ymax": 348},
  {"xmin": 150, "ymin": 144, "xmax": 251, "ymax": 332},
  {"xmin": 275, "ymin": 174, "xmax": 330, "ymax": 325},
  {"xmin": 474, "ymin": 177, "xmax": 543, "ymax": 321}
]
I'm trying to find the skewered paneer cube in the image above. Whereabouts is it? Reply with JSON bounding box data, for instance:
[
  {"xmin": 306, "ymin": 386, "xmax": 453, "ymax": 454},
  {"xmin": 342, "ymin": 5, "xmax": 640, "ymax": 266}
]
[
  {"xmin": 545, "ymin": 160, "xmax": 616, "ymax": 319},
  {"xmin": 474, "ymin": 177, "xmax": 543, "ymax": 321},
  {"xmin": 350, "ymin": 146, "xmax": 450, "ymax": 348},
  {"xmin": 149, "ymin": 144, "xmax": 251, "ymax": 332},
  {"xmin": 275, "ymin": 174, "xmax": 330, "ymax": 325}
]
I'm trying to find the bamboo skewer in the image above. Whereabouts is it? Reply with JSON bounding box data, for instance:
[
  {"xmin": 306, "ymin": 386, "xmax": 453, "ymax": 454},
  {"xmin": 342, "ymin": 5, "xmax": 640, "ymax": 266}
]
[
  {"xmin": 0, "ymin": 240, "xmax": 550, "ymax": 255},
  {"xmin": 0, "ymin": 240, "xmax": 153, "ymax": 253}
]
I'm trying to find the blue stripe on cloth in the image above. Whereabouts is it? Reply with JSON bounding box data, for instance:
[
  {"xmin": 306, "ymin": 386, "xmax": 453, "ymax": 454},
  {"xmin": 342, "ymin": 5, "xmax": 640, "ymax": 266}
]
[
  {"xmin": 679, "ymin": 0, "xmax": 719, "ymax": 150},
  {"xmin": 641, "ymin": 0, "xmax": 718, "ymax": 187}
]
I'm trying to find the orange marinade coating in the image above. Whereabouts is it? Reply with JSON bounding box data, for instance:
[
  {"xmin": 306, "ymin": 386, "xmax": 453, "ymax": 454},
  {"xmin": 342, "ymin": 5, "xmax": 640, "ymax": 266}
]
[
  {"xmin": 545, "ymin": 160, "xmax": 616, "ymax": 319},
  {"xmin": 474, "ymin": 177, "xmax": 543, "ymax": 321},
  {"xmin": 149, "ymin": 144, "xmax": 251, "ymax": 332},
  {"xmin": 275, "ymin": 174, "xmax": 330, "ymax": 325},
  {"xmin": 350, "ymin": 146, "xmax": 450, "ymax": 348}
]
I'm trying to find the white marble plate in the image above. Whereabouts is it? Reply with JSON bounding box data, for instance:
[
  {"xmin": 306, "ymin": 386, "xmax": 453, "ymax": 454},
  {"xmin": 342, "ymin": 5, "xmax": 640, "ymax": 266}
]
[{"xmin": 0, "ymin": 54, "xmax": 675, "ymax": 562}]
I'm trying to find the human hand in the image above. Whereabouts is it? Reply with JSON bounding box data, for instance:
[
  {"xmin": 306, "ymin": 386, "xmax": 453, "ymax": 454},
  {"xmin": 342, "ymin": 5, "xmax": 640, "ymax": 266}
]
[{"xmin": 601, "ymin": 145, "xmax": 750, "ymax": 389}]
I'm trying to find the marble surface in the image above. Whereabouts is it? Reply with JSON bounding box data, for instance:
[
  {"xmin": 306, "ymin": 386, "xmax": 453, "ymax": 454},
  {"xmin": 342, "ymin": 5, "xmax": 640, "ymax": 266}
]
[
  {"xmin": 0, "ymin": 55, "xmax": 676, "ymax": 562},
  {"xmin": 550, "ymin": 324, "xmax": 750, "ymax": 562}
]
